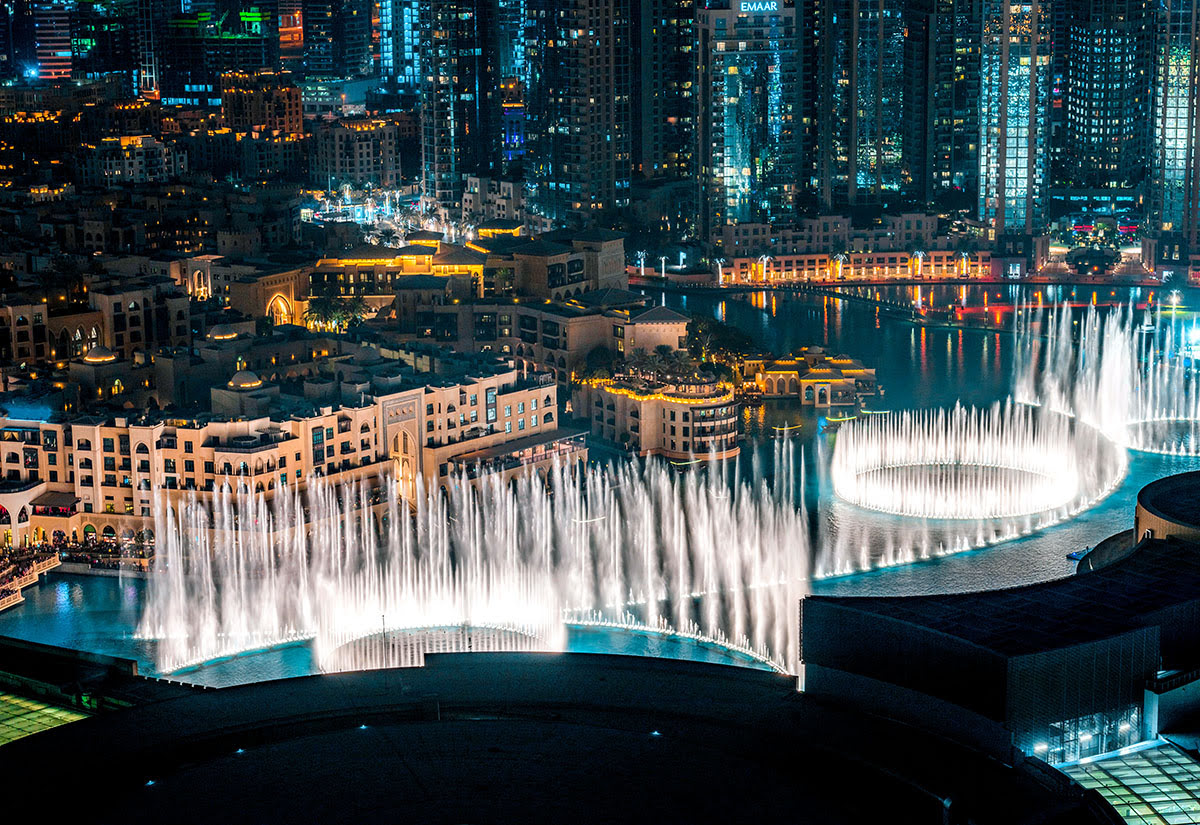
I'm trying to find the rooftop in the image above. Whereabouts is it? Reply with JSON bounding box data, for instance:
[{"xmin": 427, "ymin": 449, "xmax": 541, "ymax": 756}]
[
  {"xmin": 805, "ymin": 537, "xmax": 1200, "ymax": 658},
  {"xmin": 1061, "ymin": 741, "xmax": 1200, "ymax": 825},
  {"xmin": 1138, "ymin": 471, "xmax": 1200, "ymax": 531},
  {"xmin": 0, "ymin": 653, "xmax": 1119, "ymax": 824}
]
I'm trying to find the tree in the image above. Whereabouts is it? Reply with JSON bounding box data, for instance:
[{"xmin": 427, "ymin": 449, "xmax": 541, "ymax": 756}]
[
  {"xmin": 582, "ymin": 345, "xmax": 617, "ymax": 380},
  {"xmin": 304, "ymin": 294, "xmax": 341, "ymax": 331},
  {"xmin": 341, "ymin": 295, "xmax": 369, "ymax": 328},
  {"xmin": 41, "ymin": 254, "xmax": 85, "ymax": 310},
  {"xmin": 686, "ymin": 315, "xmax": 756, "ymax": 363}
]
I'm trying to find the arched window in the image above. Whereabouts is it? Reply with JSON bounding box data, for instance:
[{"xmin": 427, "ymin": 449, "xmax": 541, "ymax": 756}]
[
  {"xmin": 135, "ymin": 443, "xmax": 149, "ymax": 454},
  {"xmin": 0, "ymin": 507, "xmax": 10, "ymax": 525},
  {"xmin": 17, "ymin": 507, "xmax": 26, "ymax": 523}
]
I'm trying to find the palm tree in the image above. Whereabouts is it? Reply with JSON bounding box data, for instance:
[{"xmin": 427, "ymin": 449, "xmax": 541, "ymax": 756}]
[
  {"xmin": 41, "ymin": 254, "xmax": 85, "ymax": 310},
  {"xmin": 304, "ymin": 294, "xmax": 341, "ymax": 331},
  {"xmin": 341, "ymin": 295, "xmax": 369, "ymax": 328}
]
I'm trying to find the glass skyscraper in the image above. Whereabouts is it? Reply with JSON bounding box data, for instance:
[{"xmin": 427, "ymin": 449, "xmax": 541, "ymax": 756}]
[
  {"xmin": 525, "ymin": 0, "xmax": 631, "ymax": 226},
  {"xmin": 1063, "ymin": 0, "xmax": 1152, "ymax": 190},
  {"xmin": 420, "ymin": 0, "xmax": 502, "ymax": 216},
  {"xmin": 380, "ymin": 0, "xmax": 419, "ymax": 92},
  {"xmin": 696, "ymin": 0, "xmax": 798, "ymax": 241},
  {"xmin": 902, "ymin": 0, "xmax": 980, "ymax": 205},
  {"xmin": 1151, "ymin": 0, "xmax": 1200, "ymax": 246},
  {"xmin": 978, "ymin": 0, "xmax": 1051, "ymax": 234},
  {"xmin": 816, "ymin": 0, "xmax": 905, "ymax": 207}
]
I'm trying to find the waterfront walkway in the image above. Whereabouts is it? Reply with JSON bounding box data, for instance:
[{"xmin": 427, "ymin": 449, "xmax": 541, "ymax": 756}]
[{"xmin": 0, "ymin": 552, "xmax": 60, "ymax": 614}]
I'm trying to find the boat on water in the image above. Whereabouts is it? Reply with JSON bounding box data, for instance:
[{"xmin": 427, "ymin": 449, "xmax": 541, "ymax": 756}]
[{"xmin": 1066, "ymin": 546, "xmax": 1091, "ymax": 561}]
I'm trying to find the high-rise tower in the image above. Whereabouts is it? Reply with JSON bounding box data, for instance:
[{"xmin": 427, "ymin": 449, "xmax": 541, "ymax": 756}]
[
  {"xmin": 696, "ymin": 0, "xmax": 799, "ymax": 243},
  {"xmin": 420, "ymin": 0, "xmax": 502, "ymax": 217},
  {"xmin": 978, "ymin": 0, "xmax": 1051, "ymax": 234},
  {"xmin": 524, "ymin": 0, "xmax": 631, "ymax": 227}
]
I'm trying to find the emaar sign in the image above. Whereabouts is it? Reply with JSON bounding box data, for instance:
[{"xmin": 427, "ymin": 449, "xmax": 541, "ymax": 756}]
[{"xmin": 739, "ymin": 1, "xmax": 778, "ymax": 10}]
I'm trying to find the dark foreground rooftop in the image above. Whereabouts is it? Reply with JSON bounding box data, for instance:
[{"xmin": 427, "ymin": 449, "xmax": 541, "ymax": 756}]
[
  {"xmin": 804, "ymin": 536, "xmax": 1200, "ymax": 658},
  {"xmin": 1, "ymin": 652, "xmax": 1117, "ymax": 824}
]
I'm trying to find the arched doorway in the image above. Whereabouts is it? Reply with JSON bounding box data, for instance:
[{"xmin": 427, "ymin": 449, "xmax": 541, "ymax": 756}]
[{"xmin": 267, "ymin": 294, "xmax": 292, "ymax": 325}]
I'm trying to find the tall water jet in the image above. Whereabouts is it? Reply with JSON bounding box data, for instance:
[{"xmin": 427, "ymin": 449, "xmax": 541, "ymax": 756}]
[
  {"xmin": 1014, "ymin": 300, "xmax": 1200, "ymax": 455},
  {"xmin": 139, "ymin": 445, "xmax": 810, "ymax": 676}
]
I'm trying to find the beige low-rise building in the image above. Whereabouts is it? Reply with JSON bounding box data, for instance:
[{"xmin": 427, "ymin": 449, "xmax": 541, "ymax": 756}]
[
  {"xmin": 0, "ymin": 347, "xmax": 585, "ymax": 549},
  {"xmin": 575, "ymin": 372, "xmax": 739, "ymax": 460},
  {"xmin": 745, "ymin": 347, "xmax": 877, "ymax": 407}
]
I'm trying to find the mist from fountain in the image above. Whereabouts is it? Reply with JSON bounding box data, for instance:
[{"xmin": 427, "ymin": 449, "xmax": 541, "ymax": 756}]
[
  {"xmin": 138, "ymin": 439, "xmax": 808, "ymax": 676},
  {"xmin": 1014, "ymin": 301, "xmax": 1200, "ymax": 455}
]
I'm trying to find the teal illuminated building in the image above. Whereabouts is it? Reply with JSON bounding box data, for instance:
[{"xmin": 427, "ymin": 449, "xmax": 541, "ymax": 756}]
[{"xmin": 696, "ymin": 0, "xmax": 799, "ymax": 243}]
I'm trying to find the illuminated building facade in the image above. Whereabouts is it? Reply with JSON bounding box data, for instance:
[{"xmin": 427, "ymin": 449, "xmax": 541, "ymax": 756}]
[
  {"xmin": 816, "ymin": 0, "xmax": 905, "ymax": 207},
  {"xmin": 220, "ymin": 70, "xmax": 302, "ymax": 133},
  {"xmin": 380, "ymin": 0, "xmax": 419, "ymax": 92},
  {"xmin": 575, "ymin": 373, "xmax": 740, "ymax": 460},
  {"xmin": 524, "ymin": 0, "xmax": 631, "ymax": 226},
  {"xmin": 978, "ymin": 0, "xmax": 1051, "ymax": 234},
  {"xmin": 419, "ymin": 0, "xmax": 502, "ymax": 217},
  {"xmin": 32, "ymin": 0, "xmax": 70, "ymax": 79},
  {"xmin": 1150, "ymin": 0, "xmax": 1200, "ymax": 248},
  {"xmin": 696, "ymin": 0, "xmax": 799, "ymax": 244},
  {"xmin": 312, "ymin": 115, "xmax": 404, "ymax": 187}
]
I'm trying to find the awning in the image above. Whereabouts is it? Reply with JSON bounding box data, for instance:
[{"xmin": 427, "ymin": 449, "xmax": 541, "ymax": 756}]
[{"xmin": 30, "ymin": 491, "xmax": 79, "ymax": 508}]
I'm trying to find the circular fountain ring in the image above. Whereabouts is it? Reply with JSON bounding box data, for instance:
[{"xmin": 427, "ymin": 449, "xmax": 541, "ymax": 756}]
[
  {"xmin": 1126, "ymin": 417, "xmax": 1200, "ymax": 457},
  {"xmin": 318, "ymin": 624, "xmax": 554, "ymax": 673},
  {"xmin": 838, "ymin": 462, "xmax": 1077, "ymax": 520},
  {"xmin": 830, "ymin": 403, "xmax": 1124, "ymax": 522}
]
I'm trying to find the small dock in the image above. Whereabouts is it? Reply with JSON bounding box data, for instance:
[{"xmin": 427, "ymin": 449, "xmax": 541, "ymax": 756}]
[{"xmin": 0, "ymin": 553, "xmax": 61, "ymax": 614}]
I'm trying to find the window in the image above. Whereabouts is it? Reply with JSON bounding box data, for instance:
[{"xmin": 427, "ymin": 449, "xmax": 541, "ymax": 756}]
[
  {"xmin": 103, "ymin": 438, "xmax": 114, "ymax": 452},
  {"xmin": 532, "ymin": 414, "xmax": 538, "ymax": 427},
  {"xmin": 517, "ymin": 402, "xmax": 525, "ymax": 414},
  {"xmin": 505, "ymin": 421, "xmax": 512, "ymax": 434},
  {"xmin": 504, "ymin": 405, "xmax": 511, "ymax": 417},
  {"xmin": 518, "ymin": 419, "xmax": 525, "ymax": 431}
]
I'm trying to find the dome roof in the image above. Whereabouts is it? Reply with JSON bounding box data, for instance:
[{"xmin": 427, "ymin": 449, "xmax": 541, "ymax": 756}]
[
  {"xmin": 206, "ymin": 324, "xmax": 239, "ymax": 341},
  {"xmin": 82, "ymin": 345, "xmax": 117, "ymax": 364},
  {"xmin": 227, "ymin": 370, "xmax": 263, "ymax": 390}
]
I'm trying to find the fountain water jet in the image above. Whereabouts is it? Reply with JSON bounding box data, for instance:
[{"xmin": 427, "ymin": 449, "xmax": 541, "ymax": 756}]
[
  {"xmin": 139, "ymin": 444, "xmax": 809, "ymax": 676},
  {"xmin": 1014, "ymin": 301, "xmax": 1200, "ymax": 456}
]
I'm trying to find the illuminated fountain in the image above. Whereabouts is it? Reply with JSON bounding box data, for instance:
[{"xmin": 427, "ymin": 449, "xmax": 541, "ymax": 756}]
[
  {"xmin": 816, "ymin": 401, "xmax": 1126, "ymax": 577},
  {"xmin": 1014, "ymin": 301, "xmax": 1200, "ymax": 456},
  {"xmin": 139, "ymin": 441, "xmax": 808, "ymax": 676}
]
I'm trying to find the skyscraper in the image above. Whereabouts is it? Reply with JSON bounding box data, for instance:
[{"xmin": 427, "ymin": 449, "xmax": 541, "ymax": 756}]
[
  {"xmin": 696, "ymin": 0, "xmax": 799, "ymax": 243},
  {"xmin": 524, "ymin": 0, "xmax": 631, "ymax": 226},
  {"xmin": 159, "ymin": 5, "xmax": 280, "ymax": 106},
  {"xmin": 1150, "ymin": 0, "xmax": 1200, "ymax": 247},
  {"xmin": 136, "ymin": 0, "xmax": 166, "ymax": 96},
  {"xmin": 420, "ymin": 0, "xmax": 501, "ymax": 216},
  {"xmin": 1063, "ymin": 0, "xmax": 1152, "ymax": 191},
  {"xmin": 630, "ymin": 0, "xmax": 694, "ymax": 181},
  {"xmin": 32, "ymin": 0, "xmax": 71, "ymax": 79},
  {"xmin": 380, "ymin": 0, "xmax": 419, "ymax": 92},
  {"xmin": 816, "ymin": 0, "xmax": 905, "ymax": 208},
  {"xmin": 978, "ymin": 0, "xmax": 1051, "ymax": 234},
  {"xmin": 303, "ymin": 0, "xmax": 370, "ymax": 78},
  {"xmin": 902, "ymin": 0, "xmax": 980, "ymax": 206}
]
